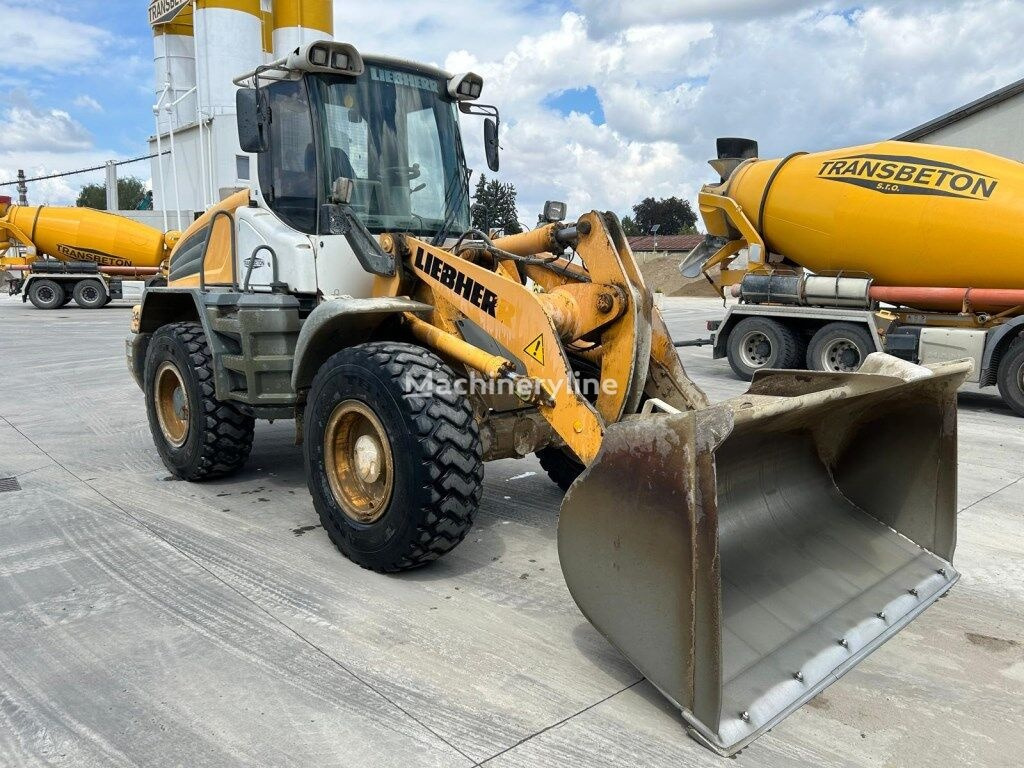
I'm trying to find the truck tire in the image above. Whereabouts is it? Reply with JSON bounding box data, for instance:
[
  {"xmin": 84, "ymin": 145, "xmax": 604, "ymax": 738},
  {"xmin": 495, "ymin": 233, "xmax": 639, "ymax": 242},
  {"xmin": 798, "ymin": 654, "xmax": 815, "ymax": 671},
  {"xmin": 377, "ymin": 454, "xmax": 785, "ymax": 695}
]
[
  {"xmin": 997, "ymin": 337, "xmax": 1024, "ymax": 417},
  {"xmin": 807, "ymin": 322, "xmax": 876, "ymax": 373},
  {"xmin": 144, "ymin": 322, "xmax": 255, "ymax": 480},
  {"xmin": 726, "ymin": 317, "xmax": 803, "ymax": 380},
  {"xmin": 305, "ymin": 342, "xmax": 483, "ymax": 572},
  {"xmin": 27, "ymin": 279, "xmax": 65, "ymax": 310},
  {"xmin": 73, "ymin": 279, "xmax": 106, "ymax": 309}
]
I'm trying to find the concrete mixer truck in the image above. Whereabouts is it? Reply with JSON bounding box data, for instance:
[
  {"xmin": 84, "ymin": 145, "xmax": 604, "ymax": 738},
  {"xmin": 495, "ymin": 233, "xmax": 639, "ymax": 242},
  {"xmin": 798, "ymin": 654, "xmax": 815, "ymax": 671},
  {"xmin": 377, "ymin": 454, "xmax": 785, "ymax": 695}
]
[
  {"xmin": 683, "ymin": 138, "xmax": 1024, "ymax": 417},
  {"xmin": 0, "ymin": 195, "xmax": 177, "ymax": 309}
]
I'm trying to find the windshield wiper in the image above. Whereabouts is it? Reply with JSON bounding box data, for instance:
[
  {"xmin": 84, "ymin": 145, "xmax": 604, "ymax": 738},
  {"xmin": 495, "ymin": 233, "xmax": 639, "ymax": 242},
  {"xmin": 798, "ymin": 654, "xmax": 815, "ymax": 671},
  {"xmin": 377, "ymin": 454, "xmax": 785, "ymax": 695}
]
[{"xmin": 431, "ymin": 166, "xmax": 470, "ymax": 247}]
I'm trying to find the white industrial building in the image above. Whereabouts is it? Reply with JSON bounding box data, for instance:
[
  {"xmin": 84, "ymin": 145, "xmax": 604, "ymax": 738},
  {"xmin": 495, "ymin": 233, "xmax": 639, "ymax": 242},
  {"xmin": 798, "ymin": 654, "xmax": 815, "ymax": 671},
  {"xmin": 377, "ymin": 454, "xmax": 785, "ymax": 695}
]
[
  {"xmin": 148, "ymin": 0, "xmax": 334, "ymax": 224},
  {"xmin": 896, "ymin": 77, "xmax": 1024, "ymax": 160}
]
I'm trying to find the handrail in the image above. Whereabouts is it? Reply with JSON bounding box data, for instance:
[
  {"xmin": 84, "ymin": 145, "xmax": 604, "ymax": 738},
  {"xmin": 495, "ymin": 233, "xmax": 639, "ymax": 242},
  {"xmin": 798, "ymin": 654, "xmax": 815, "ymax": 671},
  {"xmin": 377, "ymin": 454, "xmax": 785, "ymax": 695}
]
[
  {"xmin": 198, "ymin": 209, "xmax": 238, "ymax": 292},
  {"xmin": 242, "ymin": 244, "xmax": 281, "ymax": 293}
]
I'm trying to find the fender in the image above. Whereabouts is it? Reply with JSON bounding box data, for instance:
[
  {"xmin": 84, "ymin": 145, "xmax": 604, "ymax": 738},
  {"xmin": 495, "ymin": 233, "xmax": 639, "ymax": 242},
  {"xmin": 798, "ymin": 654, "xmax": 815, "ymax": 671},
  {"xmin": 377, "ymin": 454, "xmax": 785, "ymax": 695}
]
[
  {"xmin": 291, "ymin": 296, "xmax": 433, "ymax": 391},
  {"xmin": 981, "ymin": 316, "xmax": 1024, "ymax": 386}
]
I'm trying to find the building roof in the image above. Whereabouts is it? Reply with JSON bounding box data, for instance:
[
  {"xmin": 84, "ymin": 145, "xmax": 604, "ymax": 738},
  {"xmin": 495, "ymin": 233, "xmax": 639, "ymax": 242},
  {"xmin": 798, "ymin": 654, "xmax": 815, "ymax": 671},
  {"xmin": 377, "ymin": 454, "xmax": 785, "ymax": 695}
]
[
  {"xmin": 628, "ymin": 234, "xmax": 703, "ymax": 252},
  {"xmin": 894, "ymin": 77, "xmax": 1024, "ymax": 141}
]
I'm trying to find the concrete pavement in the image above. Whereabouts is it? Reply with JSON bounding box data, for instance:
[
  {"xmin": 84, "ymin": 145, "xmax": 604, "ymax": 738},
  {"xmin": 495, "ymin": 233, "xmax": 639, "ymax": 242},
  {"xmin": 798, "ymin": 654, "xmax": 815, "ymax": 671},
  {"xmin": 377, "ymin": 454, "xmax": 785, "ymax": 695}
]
[{"xmin": 1, "ymin": 294, "xmax": 1022, "ymax": 767}]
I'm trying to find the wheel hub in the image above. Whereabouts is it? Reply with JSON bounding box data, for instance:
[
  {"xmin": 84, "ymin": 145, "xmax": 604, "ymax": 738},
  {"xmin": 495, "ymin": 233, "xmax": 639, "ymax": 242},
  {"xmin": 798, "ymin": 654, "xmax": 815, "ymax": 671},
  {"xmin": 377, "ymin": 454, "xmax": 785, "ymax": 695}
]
[
  {"xmin": 741, "ymin": 331, "xmax": 772, "ymax": 368},
  {"xmin": 155, "ymin": 362, "xmax": 190, "ymax": 447},
  {"xmin": 823, "ymin": 340, "xmax": 861, "ymax": 372},
  {"xmin": 324, "ymin": 400, "xmax": 394, "ymax": 525}
]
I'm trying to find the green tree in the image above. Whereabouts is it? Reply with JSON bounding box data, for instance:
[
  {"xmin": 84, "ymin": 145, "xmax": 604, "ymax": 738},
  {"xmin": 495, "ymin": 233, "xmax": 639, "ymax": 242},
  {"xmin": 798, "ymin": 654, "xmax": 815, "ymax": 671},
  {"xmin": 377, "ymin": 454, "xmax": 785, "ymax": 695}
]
[
  {"xmin": 76, "ymin": 176, "xmax": 148, "ymax": 211},
  {"xmin": 471, "ymin": 174, "xmax": 523, "ymax": 235},
  {"xmin": 629, "ymin": 196, "xmax": 697, "ymax": 235},
  {"xmin": 620, "ymin": 215, "xmax": 640, "ymax": 236}
]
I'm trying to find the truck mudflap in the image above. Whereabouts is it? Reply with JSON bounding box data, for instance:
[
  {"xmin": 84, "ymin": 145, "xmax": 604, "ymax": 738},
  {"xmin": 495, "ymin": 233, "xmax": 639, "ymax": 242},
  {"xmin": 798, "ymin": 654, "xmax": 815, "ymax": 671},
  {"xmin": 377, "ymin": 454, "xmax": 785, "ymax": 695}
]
[{"xmin": 558, "ymin": 355, "xmax": 970, "ymax": 756}]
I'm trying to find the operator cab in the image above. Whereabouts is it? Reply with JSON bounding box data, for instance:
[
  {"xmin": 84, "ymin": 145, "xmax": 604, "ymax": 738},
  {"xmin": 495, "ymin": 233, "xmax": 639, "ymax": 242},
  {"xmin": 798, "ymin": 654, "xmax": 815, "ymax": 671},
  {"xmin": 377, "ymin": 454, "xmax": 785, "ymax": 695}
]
[{"xmin": 235, "ymin": 41, "xmax": 499, "ymax": 243}]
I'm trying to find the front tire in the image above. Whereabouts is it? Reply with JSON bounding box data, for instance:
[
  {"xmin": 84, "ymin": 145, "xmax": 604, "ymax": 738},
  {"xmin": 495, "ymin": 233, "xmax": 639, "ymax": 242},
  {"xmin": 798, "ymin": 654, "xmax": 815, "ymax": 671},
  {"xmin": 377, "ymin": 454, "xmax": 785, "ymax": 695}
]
[
  {"xmin": 144, "ymin": 322, "xmax": 255, "ymax": 480},
  {"xmin": 726, "ymin": 317, "xmax": 803, "ymax": 380},
  {"xmin": 28, "ymin": 279, "xmax": 65, "ymax": 310},
  {"xmin": 73, "ymin": 279, "xmax": 107, "ymax": 309},
  {"xmin": 997, "ymin": 337, "xmax": 1024, "ymax": 417},
  {"xmin": 305, "ymin": 342, "xmax": 483, "ymax": 572}
]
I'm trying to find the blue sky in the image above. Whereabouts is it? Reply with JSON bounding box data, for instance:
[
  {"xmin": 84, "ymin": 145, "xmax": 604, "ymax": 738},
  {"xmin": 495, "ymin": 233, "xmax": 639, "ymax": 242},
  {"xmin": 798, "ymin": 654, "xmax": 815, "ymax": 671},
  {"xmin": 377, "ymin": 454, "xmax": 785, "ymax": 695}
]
[{"xmin": 2, "ymin": 0, "xmax": 1022, "ymax": 218}]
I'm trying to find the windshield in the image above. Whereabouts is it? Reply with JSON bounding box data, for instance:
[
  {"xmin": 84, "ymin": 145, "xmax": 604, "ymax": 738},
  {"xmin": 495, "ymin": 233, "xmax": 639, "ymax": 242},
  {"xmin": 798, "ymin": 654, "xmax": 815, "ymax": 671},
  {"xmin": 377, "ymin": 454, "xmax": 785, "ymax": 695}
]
[{"xmin": 311, "ymin": 66, "xmax": 470, "ymax": 237}]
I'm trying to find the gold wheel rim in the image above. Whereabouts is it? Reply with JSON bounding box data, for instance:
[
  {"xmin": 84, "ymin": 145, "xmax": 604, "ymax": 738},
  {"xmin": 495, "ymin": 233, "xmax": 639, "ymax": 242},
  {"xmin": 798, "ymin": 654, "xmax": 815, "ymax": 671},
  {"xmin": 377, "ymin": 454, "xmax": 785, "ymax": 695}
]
[
  {"xmin": 155, "ymin": 361, "xmax": 190, "ymax": 447},
  {"xmin": 324, "ymin": 400, "xmax": 395, "ymax": 524}
]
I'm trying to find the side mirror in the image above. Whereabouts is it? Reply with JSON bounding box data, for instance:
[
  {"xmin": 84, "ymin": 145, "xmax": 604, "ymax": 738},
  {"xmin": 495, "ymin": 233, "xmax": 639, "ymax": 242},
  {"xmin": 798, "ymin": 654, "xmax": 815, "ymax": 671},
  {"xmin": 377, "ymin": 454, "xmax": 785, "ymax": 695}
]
[
  {"xmin": 484, "ymin": 118, "xmax": 500, "ymax": 173},
  {"xmin": 236, "ymin": 88, "xmax": 270, "ymax": 153}
]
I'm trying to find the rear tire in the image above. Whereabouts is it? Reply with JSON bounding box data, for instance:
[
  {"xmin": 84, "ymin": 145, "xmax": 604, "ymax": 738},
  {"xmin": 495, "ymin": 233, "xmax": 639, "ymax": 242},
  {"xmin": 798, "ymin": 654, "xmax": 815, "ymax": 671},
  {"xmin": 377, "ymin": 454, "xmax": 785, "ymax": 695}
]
[
  {"xmin": 807, "ymin": 323, "xmax": 876, "ymax": 373},
  {"xmin": 144, "ymin": 322, "xmax": 255, "ymax": 480},
  {"xmin": 726, "ymin": 317, "xmax": 802, "ymax": 380},
  {"xmin": 73, "ymin": 279, "xmax": 107, "ymax": 309},
  {"xmin": 305, "ymin": 342, "xmax": 483, "ymax": 572},
  {"xmin": 28, "ymin": 279, "xmax": 65, "ymax": 310},
  {"xmin": 996, "ymin": 337, "xmax": 1024, "ymax": 417}
]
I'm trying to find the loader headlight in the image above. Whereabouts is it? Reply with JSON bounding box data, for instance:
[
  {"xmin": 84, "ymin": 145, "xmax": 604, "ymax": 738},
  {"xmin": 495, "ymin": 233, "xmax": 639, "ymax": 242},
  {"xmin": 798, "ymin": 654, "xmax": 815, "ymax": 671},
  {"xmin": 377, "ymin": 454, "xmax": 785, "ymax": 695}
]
[
  {"xmin": 542, "ymin": 201, "xmax": 567, "ymax": 223},
  {"xmin": 448, "ymin": 73, "xmax": 484, "ymax": 101},
  {"xmin": 310, "ymin": 45, "xmax": 329, "ymax": 67},
  {"xmin": 287, "ymin": 41, "xmax": 364, "ymax": 76}
]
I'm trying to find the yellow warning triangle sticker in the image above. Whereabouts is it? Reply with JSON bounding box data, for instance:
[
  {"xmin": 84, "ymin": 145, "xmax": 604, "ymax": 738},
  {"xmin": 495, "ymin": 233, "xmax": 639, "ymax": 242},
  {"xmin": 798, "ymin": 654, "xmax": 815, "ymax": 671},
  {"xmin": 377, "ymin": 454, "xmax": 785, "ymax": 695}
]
[{"xmin": 524, "ymin": 334, "xmax": 545, "ymax": 365}]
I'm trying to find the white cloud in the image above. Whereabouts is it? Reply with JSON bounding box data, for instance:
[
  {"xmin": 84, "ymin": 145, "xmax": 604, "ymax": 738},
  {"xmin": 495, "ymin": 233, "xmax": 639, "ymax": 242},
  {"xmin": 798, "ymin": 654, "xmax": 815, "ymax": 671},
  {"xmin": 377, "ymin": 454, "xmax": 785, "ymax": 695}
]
[
  {"xmin": 0, "ymin": 103, "xmax": 93, "ymax": 153},
  {"xmin": 0, "ymin": 4, "xmax": 110, "ymax": 72},
  {"xmin": 73, "ymin": 95, "xmax": 104, "ymax": 113},
  {"xmin": 435, "ymin": 1, "xmax": 1024, "ymax": 222},
  {"xmin": 0, "ymin": 152, "xmax": 110, "ymax": 206}
]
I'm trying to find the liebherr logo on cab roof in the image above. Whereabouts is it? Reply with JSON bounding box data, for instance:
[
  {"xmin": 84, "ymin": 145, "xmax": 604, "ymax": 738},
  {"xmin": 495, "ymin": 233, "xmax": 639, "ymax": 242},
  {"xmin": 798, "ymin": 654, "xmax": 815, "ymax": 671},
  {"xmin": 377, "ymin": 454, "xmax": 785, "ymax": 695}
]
[
  {"xmin": 414, "ymin": 247, "xmax": 499, "ymax": 317},
  {"xmin": 56, "ymin": 244, "xmax": 132, "ymax": 267},
  {"xmin": 817, "ymin": 154, "xmax": 998, "ymax": 200}
]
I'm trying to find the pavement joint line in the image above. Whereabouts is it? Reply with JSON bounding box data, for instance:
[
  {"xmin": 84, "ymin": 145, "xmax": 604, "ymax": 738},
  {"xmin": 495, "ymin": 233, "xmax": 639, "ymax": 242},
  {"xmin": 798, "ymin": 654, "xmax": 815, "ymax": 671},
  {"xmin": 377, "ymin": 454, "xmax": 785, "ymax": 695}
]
[
  {"xmin": 958, "ymin": 474, "xmax": 1023, "ymax": 514},
  {"xmin": 472, "ymin": 679, "xmax": 644, "ymax": 767},
  {"xmin": 0, "ymin": 414, "xmax": 479, "ymax": 766}
]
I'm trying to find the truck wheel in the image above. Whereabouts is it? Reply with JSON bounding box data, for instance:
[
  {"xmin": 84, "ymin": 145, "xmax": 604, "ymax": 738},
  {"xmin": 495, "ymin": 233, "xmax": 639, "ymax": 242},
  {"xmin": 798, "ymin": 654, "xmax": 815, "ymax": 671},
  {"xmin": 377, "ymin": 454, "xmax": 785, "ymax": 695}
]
[
  {"xmin": 27, "ymin": 279, "xmax": 65, "ymax": 310},
  {"xmin": 144, "ymin": 322, "xmax": 255, "ymax": 480},
  {"xmin": 73, "ymin": 280, "xmax": 107, "ymax": 309},
  {"xmin": 997, "ymin": 338, "xmax": 1024, "ymax": 417},
  {"xmin": 807, "ymin": 323, "xmax": 875, "ymax": 373},
  {"xmin": 726, "ymin": 317, "xmax": 802, "ymax": 380},
  {"xmin": 305, "ymin": 342, "xmax": 483, "ymax": 572}
]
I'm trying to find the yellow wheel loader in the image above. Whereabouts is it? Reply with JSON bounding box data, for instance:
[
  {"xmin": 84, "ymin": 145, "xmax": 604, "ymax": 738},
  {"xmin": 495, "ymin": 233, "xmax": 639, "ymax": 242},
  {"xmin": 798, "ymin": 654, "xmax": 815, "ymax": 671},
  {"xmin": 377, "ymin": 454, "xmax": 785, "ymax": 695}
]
[{"xmin": 127, "ymin": 41, "xmax": 970, "ymax": 755}]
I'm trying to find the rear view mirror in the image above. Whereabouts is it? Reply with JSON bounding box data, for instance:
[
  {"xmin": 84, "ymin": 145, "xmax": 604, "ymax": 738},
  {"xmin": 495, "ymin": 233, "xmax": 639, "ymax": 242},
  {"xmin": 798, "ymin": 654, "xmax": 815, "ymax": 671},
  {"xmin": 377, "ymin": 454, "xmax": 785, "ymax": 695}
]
[
  {"xmin": 236, "ymin": 88, "xmax": 270, "ymax": 153},
  {"xmin": 484, "ymin": 118, "xmax": 500, "ymax": 173}
]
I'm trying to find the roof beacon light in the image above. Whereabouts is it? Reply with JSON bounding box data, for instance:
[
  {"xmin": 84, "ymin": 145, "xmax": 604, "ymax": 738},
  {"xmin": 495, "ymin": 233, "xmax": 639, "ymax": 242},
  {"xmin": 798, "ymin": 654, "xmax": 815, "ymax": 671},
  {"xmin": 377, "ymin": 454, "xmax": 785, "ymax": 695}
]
[{"xmin": 449, "ymin": 72, "xmax": 484, "ymax": 102}]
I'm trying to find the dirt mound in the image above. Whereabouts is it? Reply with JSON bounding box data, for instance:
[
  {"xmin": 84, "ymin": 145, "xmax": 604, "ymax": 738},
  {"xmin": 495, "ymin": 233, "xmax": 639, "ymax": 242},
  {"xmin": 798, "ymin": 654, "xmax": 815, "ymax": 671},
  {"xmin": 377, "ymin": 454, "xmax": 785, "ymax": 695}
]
[{"xmin": 640, "ymin": 256, "xmax": 719, "ymax": 298}]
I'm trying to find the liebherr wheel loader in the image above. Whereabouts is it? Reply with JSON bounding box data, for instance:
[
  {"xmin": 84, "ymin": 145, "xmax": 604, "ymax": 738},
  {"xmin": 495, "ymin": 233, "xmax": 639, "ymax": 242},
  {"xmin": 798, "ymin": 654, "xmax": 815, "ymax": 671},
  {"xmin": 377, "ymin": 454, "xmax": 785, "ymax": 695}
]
[{"xmin": 127, "ymin": 41, "xmax": 971, "ymax": 756}]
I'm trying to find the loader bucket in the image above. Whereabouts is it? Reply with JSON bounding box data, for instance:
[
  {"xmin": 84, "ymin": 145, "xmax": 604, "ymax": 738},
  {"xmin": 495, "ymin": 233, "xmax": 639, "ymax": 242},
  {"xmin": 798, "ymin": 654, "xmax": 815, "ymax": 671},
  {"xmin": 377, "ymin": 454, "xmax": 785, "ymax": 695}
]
[{"xmin": 559, "ymin": 356, "xmax": 969, "ymax": 756}]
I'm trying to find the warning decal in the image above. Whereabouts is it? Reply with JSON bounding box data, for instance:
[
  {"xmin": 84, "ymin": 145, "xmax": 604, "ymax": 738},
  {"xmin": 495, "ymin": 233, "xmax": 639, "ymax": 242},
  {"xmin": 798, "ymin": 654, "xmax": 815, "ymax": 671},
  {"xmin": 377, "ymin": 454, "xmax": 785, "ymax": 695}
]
[{"xmin": 524, "ymin": 334, "xmax": 545, "ymax": 365}]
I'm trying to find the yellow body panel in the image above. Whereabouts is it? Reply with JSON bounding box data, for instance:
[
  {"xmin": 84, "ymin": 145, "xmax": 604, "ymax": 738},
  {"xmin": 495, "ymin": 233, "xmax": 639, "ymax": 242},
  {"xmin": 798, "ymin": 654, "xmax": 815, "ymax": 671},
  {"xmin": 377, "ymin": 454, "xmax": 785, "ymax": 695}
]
[
  {"xmin": 0, "ymin": 205, "xmax": 170, "ymax": 268},
  {"xmin": 709, "ymin": 140, "xmax": 1024, "ymax": 289},
  {"xmin": 168, "ymin": 189, "xmax": 250, "ymax": 288}
]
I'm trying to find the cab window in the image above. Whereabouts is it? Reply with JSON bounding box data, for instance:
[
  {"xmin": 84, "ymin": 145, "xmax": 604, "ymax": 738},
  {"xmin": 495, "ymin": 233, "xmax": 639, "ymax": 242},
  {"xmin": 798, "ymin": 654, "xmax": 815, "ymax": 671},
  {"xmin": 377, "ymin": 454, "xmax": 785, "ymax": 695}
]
[{"xmin": 258, "ymin": 79, "xmax": 318, "ymax": 234}]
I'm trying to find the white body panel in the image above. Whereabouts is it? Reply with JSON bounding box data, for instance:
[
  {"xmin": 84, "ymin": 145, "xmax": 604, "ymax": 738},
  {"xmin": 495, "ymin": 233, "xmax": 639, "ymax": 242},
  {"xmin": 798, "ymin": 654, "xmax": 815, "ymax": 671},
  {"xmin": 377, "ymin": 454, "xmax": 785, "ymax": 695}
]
[
  {"xmin": 234, "ymin": 205, "xmax": 318, "ymax": 294},
  {"xmin": 312, "ymin": 234, "xmax": 376, "ymax": 300},
  {"xmin": 918, "ymin": 327, "xmax": 986, "ymax": 383},
  {"xmin": 153, "ymin": 32, "xmax": 197, "ymax": 130},
  {"xmin": 236, "ymin": 195, "xmax": 374, "ymax": 299}
]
